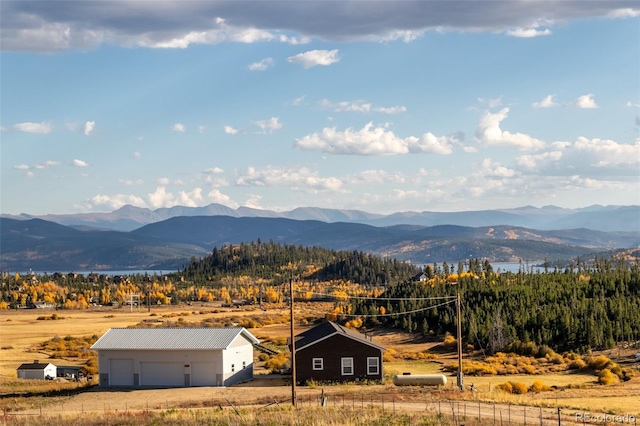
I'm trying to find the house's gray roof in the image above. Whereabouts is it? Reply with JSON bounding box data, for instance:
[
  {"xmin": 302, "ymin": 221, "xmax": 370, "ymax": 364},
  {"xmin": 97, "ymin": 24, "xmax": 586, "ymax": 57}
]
[
  {"xmin": 17, "ymin": 362, "xmax": 55, "ymax": 370},
  {"xmin": 90, "ymin": 327, "xmax": 259, "ymax": 351},
  {"xmin": 295, "ymin": 321, "xmax": 385, "ymax": 352}
]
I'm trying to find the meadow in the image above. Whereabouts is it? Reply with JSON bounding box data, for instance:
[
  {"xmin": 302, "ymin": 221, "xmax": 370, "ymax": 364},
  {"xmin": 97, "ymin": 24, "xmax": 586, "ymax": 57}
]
[{"xmin": 1, "ymin": 302, "xmax": 639, "ymax": 424}]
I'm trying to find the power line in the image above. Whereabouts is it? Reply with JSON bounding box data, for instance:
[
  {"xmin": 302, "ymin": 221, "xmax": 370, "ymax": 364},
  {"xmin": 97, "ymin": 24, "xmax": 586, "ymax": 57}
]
[
  {"xmin": 302, "ymin": 291, "xmax": 456, "ymax": 302},
  {"xmin": 304, "ymin": 298, "xmax": 456, "ymax": 318}
]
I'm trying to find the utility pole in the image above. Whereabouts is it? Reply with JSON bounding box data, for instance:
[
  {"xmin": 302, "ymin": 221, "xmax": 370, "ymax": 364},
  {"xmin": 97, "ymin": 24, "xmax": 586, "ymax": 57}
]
[
  {"xmin": 456, "ymin": 292, "xmax": 464, "ymax": 391},
  {"xmin": 289, "ymin": 276, "xmax": 297, "ymax": 408}
]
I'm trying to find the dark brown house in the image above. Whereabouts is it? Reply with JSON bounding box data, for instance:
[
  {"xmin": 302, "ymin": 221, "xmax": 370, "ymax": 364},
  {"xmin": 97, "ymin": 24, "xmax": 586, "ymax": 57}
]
[{"xmin": 294, "ymin": 321, "xmax": 385, "ymax": 383}]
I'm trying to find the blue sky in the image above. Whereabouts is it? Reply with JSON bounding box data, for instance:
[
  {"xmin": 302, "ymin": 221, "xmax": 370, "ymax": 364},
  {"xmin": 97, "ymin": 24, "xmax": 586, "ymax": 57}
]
[{"xmin": 1, "ymin": 1, "xmax": 639, "ymax": 216}]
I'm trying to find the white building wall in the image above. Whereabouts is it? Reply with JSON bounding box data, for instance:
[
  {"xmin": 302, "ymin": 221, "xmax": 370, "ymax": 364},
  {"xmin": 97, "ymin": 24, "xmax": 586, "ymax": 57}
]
[
  {"xmin": 17, "ymin": 364, "xmax": 56, "ymax": 380},
  {"xmin": 97, "ymin": 350, "xmax": 224, "ymax": 386},
  {"xmin": 222, "ymin": 336, "xmax": 254, "ymax": 385}
]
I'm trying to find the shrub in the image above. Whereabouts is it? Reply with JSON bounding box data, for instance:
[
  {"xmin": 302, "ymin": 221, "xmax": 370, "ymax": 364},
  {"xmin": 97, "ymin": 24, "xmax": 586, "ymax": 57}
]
[
  {"xmin": 598, "ymin": 369, "xmax": 619, "ymax": 385},
  {"xmin": 498, "ymin": 382, "xmax": 513, "ymax": 393},
  {"xmin": 567, "ymin": 358, "xmax": 586, "ymax": 370},
  {"xmin": 587, "ymin": 355, "xmax": 611, "ymax": 371},
  {"xmin": 443, "ymin": 334, "xmax": 457, "ymax": 348},
  {"xmin": 529, "ymin": 380, "xmax": 551, "ymax": 393},
  {"xmin": 511, "ymin": 382, "xmax": 528, "ymax": 394}
]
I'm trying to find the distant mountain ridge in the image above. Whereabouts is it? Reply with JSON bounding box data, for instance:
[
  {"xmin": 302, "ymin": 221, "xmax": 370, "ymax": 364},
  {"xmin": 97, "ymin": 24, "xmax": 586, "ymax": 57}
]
[
  {"xmin": 1, "ymin": 216, "xmax": 638, "ymax": 271},
  {"xmin": 2, "ymin": 204, "xmax": 638, "ymax": 233}
]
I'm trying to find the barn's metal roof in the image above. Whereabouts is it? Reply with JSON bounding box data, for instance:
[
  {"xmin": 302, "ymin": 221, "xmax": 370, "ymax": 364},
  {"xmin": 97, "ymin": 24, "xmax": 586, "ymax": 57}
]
[{"xmin": 90, "ymin": 327, "xmax": 259, "ymax": 351}]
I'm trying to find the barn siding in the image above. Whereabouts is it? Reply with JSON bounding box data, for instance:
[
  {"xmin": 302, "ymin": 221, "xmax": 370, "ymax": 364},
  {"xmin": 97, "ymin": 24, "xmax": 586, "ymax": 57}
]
[
  {"xmin": 97, "ymin": 349, "xmax": 223, "ymax": 387},
  {"xmin": 222, "ymin": 338, "xmax": 254, "ymax": 385},
  {"xmin": 296, "ymin": 334, "xmax": 383, "ymax": 383}
]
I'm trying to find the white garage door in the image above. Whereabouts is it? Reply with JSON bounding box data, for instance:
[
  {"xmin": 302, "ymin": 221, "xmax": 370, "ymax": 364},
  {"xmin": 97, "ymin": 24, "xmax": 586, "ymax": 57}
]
[
  {"xmin": 140, "ymin": 362, "xmax": 183, "ymax": 387},
  {"xmin": 191, "ymin": 363, "xmax": 217, "ymax": 386},
  {"xmin": 110, "ymin": 359, "xmax": 134, "ymax": 386}
]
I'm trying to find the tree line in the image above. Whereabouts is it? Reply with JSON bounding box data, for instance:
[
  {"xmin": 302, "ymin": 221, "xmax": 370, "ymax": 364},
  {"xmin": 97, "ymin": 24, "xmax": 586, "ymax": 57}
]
[{"xmin": 350, "ymin": 257, "xmax": 640, "ymax": 352}]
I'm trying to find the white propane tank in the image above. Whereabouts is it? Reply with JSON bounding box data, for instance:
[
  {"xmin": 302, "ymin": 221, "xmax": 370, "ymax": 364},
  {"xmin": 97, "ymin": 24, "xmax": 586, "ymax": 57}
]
[{"xmin": 392, "ymin": 373, "xmax": 448, "ymax": 386}]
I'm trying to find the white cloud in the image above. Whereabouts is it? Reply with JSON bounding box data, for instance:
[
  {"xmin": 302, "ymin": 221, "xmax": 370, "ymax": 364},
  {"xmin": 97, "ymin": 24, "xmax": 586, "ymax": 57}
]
[
  {"xmin": 574, "ymin": 137, "xmax": 640, "ymax": 167},
  {"xmin": 118, "ymin": 178, "xmax": 144, "ymax": 186},
  {"xmin": 608, "ymin": 8, "xmax": 640, "ymax": 18},
  {"xmin": 14, "ymin": 121, "xmax": 52, "ymax": 134},
  {"xmin": 248, "ymin": 57, "xmax": 274, "ymax": 71},
  {"xmin": 132, "ymin": 151, "xmax": 142, "ymax": 159},
  {"xmin": 479, "ymin": 158, "xmax": 516, "ymax": 178},
  {"xmin": 291, "ymin": 95, "xmax": 306, "ymax": 106},
  {"xmin": 532, "ymin": 95, "xmax": 558, "ymax": 108},
  {"xmin": 172, "ymin": 123, "xmax": 186, "ymax": 132},
  {"xmin": 507, "ymin": 27, "xmax": 552, "ymax": 38},
  {"xmin": 157, "ymin": 177, "xmax": 171, "ymax": 185},
  {"xmin": 574, "ymin": 94, "xmax": 598, "ymax": 109},
  {"xmin": 147, "ymin": 186, "xmax": 175, "ymax": 209},
  {"xmin": 254, "ymin": 117, "xmax": 282, "ymax": 133},
  {"xmin": 406, "ymin": 132, "xmax": 457, "ymax": 155},
  {"xmin": 65, "ymin": 122, "xmax": 78, "ymax": 131},
  {"xmin": 475, "ymin": 108, "xmax": 545, "ymax": 151},
  {"xmin": 3, "ymin": 2, "xmax": 635, "ymax": 52},
  {"xmin": 91, "ymin": 193, "xmax": 147, "ymax": 210},
  {"xmin": 279, "ymin": 34, "xmax": 311, "ymax": 45},
  {"xmin": 84, "ymin": 120, "xmax": 95, "ymax": 136},
  {"xmin": 243, "ymin": 194, "xmax": 263, "ymax": 210},
  {"xmin": 347, "ymin": 170, "xmax": 406, "ymax": 185},
  {"xmin": 35, "ymin": 160, "xmax": 61, "ymax": 169},
  {"xmin": 296, "ymin": 122, "xmax": 456, "ymax": 156},
  {"xmin": 287, "ymin": 49, "xmax": 340, "ymax": 68},
  {"xmin": 320, "ymin": 99, "xmax": 407, "ymax": 115},
  {"xmin": 207, "ymin": 188, "xmax": 235, "ymax": 205},
  {"xmin": 203, "ymin": 167, "xmax": 224, "ymax": 174},
  {"xmin": 72, "ymin": 159, "xmax": 89, "ymax": 167},
  {"xmin": 515, "ymin": 137, "xmax": 640, "ymax": 177},
  {"xmin": 13, "ymin": 164, "xmax": 30, "ymax": 170},
  {"xmin": 224, "ymin": 125, "xmax": 239, "ymax": 134},
  {"xmin": 236, "ymin": 166, "xmax": 344, "ymax": 193},
  {"xmin": 198, "ymin": 125, "xmax": 205, "ymax": 134},
  {"xmin": 176, "ymin": 188, "xmax": 204, "ymax": 207}
]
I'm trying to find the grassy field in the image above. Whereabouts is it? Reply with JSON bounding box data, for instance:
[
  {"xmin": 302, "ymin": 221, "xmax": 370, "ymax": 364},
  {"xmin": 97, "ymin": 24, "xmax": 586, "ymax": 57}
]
[{"xmin": 1, "ymin": 303, "xmax": 639, "ymax": 419}]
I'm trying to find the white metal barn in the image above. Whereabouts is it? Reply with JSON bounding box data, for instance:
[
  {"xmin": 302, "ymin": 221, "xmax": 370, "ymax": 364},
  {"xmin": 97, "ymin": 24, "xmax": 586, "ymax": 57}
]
[
  {"xmin": 91, "ymin": 327, "xmax": 259, "ymax": 387},
  {"xmin": 16, "ymin": 360, "xmax": 57, "ymax": 380}
]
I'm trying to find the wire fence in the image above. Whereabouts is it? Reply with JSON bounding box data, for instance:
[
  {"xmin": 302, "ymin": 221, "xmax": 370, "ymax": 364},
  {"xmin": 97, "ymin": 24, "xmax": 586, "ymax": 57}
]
[{"xmin": 4, "ymin": 391, "xmax": 638, "ymax": 426}]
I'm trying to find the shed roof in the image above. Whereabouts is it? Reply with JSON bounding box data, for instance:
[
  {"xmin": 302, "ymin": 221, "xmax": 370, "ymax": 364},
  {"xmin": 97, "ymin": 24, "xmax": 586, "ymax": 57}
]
[
  {"xmin": 17, "ymin": 362, "xmax": 55, "ymax": 370},
  {"xmin": 295, "ymin": 321, "xmax": 385, "ymax": 352},
  {"xmin": 90, "ymin": 327, "xmax": 259, "ymax": 351}
]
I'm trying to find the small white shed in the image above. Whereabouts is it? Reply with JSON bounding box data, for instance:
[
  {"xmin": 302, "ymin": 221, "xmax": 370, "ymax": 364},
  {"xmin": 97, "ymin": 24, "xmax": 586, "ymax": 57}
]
[
  {"xmin": 17, "ymin": 360, "xmax": 57, "ymax": 380},
  {"xmin": 91, "ymin": 327, "xmax": 259, "ymax": 387}
]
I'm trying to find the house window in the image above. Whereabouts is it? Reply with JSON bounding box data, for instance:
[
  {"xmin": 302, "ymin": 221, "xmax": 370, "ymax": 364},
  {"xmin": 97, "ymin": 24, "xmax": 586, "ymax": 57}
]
[
  {"xmin": 341, "ymin": 358, "xmax": 353, "ymax": 375},
  {"xmin": 242, "ymin": 361, "xmax": 246, "ymax": 370},
  {"xmin": 367, "ymin": 357, "xmax": 379, "ymax": 375},
  {"xmin": 231, "ymin": 364, "xmax": 235, "ymax": 373},
  {"xmin": 312, "ymin": 358, "xmax": 324, "ymax": 370}
]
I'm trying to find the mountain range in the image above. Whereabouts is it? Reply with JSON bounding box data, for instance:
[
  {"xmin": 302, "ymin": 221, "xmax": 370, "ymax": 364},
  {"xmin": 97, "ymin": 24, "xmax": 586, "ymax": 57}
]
[
  {"xmin": 2, "ymin": 204, "xmax": 639, "ymax": 233},
  {"xmin": 1, "ymin": 207, "xmax": 638, "ymax": 271}
]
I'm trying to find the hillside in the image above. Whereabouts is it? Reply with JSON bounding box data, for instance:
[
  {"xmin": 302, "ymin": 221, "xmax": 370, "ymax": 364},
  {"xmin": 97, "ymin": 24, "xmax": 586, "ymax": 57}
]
[
  {"xmin": 1, "ymin": 216, "xmax": 637, "ymax": 271},
  {"xmin": 2, "ymin": 204, "xmax": 638, "ymax": 232}
]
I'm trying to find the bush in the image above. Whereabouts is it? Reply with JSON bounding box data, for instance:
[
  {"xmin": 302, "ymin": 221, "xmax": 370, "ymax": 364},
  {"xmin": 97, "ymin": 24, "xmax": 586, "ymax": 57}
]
[
  {"xmin": 567, "ymin": 358, "xmax": 586, "ymax": 370},
  {"xmin": 598, "ymin": 369, "xmax": 619, "ymax": 385},
  {"xmin": 529, "ymin": 380, "xmax": 551, "ymax": 393},
  {"xmin": 587, "ymin": 355, "xmax": 611, "ymax": 371},
  {"xmin": 443, "ymin": 334, "xmax": 457, "ymax": 348},
  {"xmin": 511, "ymin": 382, "xmax": 529, "ymax": 394}
]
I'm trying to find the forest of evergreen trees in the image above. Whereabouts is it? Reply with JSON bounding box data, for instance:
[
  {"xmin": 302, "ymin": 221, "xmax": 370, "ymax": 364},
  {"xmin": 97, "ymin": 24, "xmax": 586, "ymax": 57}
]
[
  {"xmin": 351, "ymin": 258, "xmax": 640, "ymax": 353},
  {"xmin": 180, "ymin": 240, "xmax": 420, "ymax": 285}
]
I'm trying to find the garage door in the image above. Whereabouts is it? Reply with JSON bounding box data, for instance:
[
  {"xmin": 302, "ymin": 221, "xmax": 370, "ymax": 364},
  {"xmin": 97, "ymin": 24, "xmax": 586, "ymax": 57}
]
[
  {"xmin": 140, "ymin": 362, "xmax": 184, "ymax": 387},
  {"xmin": 191, "ymin": 363, "xmax": 217, "ymax": 386},
  {"xmin": 110, "ymin": 359, "xmax": 134, "ymax": 386}
]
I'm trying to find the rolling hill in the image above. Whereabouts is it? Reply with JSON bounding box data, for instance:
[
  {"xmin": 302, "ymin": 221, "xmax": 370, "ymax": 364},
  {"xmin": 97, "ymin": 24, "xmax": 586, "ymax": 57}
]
[{"xmin": 1, "ymin": 216, "xmax": 637, "ymax": 272}]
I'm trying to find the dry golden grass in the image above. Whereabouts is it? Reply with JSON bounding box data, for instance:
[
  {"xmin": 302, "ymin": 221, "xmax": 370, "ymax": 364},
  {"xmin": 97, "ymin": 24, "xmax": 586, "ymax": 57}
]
[{"xmin": 1, "ymin": 303, "xmax": 639, "ymax": 418}]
